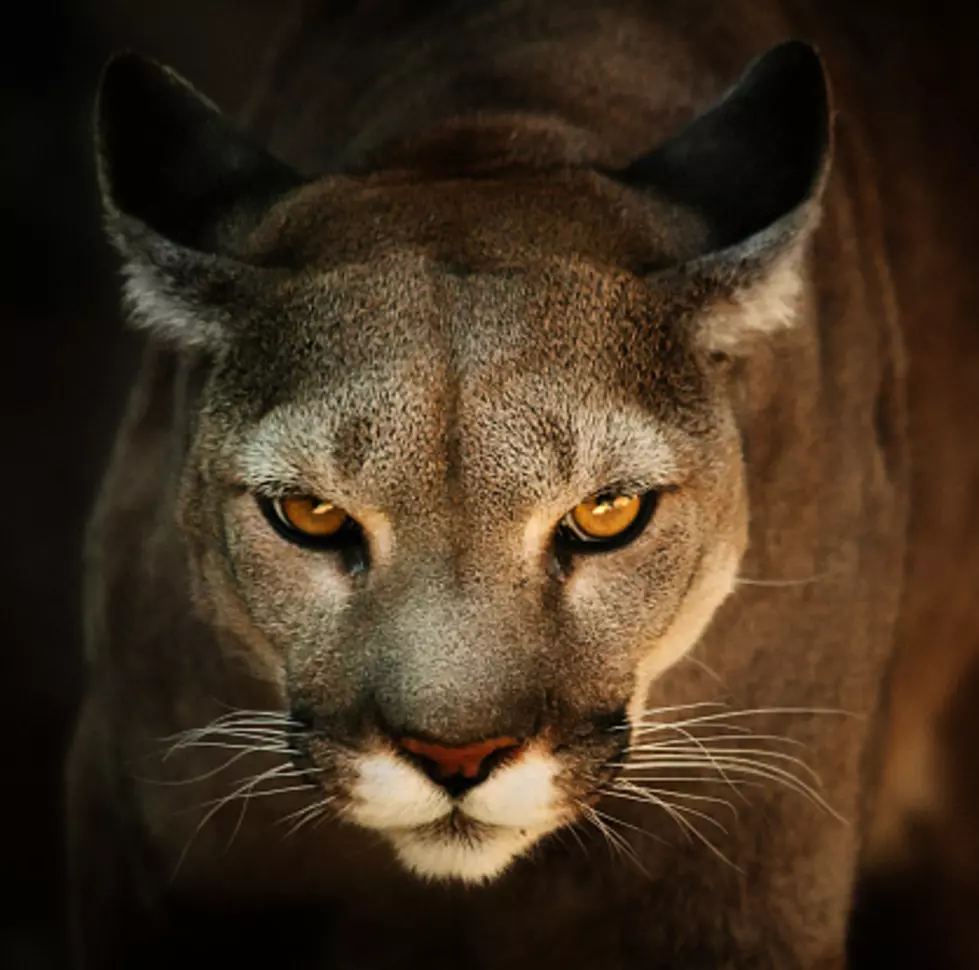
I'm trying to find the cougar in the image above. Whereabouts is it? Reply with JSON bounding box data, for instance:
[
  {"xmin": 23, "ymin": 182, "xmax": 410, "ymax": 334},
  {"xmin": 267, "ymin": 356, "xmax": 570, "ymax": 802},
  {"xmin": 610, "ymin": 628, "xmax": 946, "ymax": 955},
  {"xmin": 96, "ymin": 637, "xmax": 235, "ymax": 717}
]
[{"xmin": 68, "ymin": 2, "xmax": 934, "ymax": 967}]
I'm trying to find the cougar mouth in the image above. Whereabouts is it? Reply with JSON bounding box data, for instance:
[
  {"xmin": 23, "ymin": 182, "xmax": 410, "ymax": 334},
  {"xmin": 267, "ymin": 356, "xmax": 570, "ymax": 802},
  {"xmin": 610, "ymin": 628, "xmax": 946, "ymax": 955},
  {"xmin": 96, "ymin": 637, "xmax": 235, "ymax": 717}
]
[
  {"xmin": 337, "ymin": 743, "xmax": 573, "ymax": 883},
  {"xmin": 415, "ymin": 808, "xmax": 494, "ymax": 841},
  {"xmin": 385, "ymin": 813, "xmax": 555, "ymax": 884}
]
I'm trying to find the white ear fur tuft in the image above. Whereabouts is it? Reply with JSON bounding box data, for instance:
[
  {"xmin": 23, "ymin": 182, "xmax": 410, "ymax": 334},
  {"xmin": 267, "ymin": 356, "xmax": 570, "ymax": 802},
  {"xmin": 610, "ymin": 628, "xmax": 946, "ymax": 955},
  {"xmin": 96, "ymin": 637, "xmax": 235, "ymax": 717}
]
[
  {"xmin": 96, "ymin": 52, "xmax": 302, "ymax": 351},
  {"xmin": 119, "ymin": 258, "xmax": 225, "ymax": 350},
  {"xmin": 699, "ymin": 248, "xmax": 809, "ymax": 355},
  {"xmin": 105, "ymin": 213, "xmax": 240, "ymax": 350}
]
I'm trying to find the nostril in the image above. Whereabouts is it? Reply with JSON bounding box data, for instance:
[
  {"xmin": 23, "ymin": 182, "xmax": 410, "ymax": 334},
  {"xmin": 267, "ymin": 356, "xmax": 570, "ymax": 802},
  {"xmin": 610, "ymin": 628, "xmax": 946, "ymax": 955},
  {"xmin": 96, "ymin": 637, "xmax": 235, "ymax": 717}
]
[
  {"xmin": 396, "ymin": 735, "xmax": 524, "ymax": 795},
  {"xmin": 416, "ymin": 765, "xmax": 482, "ymax": 799}
]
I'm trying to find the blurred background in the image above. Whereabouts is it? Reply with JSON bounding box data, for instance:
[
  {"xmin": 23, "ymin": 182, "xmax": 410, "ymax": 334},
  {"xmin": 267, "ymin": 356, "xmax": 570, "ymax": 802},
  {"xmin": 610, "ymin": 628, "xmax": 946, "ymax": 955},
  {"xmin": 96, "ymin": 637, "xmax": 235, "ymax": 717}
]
[
  {"xmin": 0, "ymin": 4, "xmax": 294, "ymax": 966},
  {"xmin": 0, "ymin": 2, "xmax": 976, "ymax": 968}
]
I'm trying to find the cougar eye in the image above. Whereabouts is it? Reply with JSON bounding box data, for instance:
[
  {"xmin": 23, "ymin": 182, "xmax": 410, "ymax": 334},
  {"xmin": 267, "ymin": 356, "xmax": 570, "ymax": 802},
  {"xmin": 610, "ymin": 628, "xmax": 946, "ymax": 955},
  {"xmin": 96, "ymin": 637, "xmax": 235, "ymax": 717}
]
[
  {"xmin": 260, "ymin": 495, "xmax": 358, "ymax": 546},
  {"xmin": 556, "ymin": 491, "xmax": 657, "ymax": 552},
  {"xmin": 276, "ymin": 496, "xmax": 349, "ymax": 535}
]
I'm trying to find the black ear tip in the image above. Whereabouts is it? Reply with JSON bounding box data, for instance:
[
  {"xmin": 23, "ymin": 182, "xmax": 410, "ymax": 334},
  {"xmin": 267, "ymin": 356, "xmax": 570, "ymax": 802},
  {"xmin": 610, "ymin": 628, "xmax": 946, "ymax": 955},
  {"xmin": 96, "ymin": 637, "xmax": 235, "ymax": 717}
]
[
  {"xmin": 98, "ymin": 53, "xmax": 164, "ymax": 153},
  {"xmin": 96, "ymin": 51, "xmax": 196, "ymax": 128},
  {"xmin": 737, "ymin": 38, "xmax": 833, "ymax": 174},
  {"xmin": 614, "ymin": 36, "xmax": 833, "ymax": 252},
  {"xmin": 94, "ymin": 50, "xmax": 227, "ymax": 217},
  {"xmin": 752, "ymin": 39, "xmax": 831, "ymax": 121},
  {"xmin": 756, "ymin": 39, "xmax": 825, "ymax": 76},
  {"xmin": 766, "ymin": 38, "xmax": 823, "ymax": 64},
  {"xmin": 99, "ymin": 50, "xmax": 165, "ymax": 106},
  {"xmin": 100, "ymin": 49, "xmax": 160, "ymax": 80},
  {"xmin": 96, "ymin": 53, "xmax": 160, "ymax": 203}
]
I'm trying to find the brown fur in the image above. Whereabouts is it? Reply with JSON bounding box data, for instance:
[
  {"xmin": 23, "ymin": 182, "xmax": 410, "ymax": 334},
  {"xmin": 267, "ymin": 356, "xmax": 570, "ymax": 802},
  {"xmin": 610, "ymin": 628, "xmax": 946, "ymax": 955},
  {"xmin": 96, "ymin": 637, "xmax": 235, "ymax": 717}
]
[{"xmin": 66, "ymin": 2, "xmax": 979, "ymax": 968}]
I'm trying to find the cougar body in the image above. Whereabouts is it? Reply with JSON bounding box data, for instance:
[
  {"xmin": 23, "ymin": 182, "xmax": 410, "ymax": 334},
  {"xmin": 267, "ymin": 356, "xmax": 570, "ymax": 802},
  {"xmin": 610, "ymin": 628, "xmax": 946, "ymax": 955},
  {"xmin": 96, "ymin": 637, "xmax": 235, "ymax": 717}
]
[{"xmin": 68, "ymin": 2, "xmax": 974, "ymax": 968}]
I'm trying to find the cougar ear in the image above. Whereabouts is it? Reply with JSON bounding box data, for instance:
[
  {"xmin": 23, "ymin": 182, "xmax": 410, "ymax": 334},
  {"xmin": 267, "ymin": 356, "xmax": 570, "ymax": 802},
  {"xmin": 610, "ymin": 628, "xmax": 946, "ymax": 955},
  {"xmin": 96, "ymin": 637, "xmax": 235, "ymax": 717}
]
[
  {"xmin": 618, "ymin": 41, "xmax": 832, "ymax": 353},
  {"xmin": 95, "ymin": 53, "xmax": 304, "ymax": 348}
]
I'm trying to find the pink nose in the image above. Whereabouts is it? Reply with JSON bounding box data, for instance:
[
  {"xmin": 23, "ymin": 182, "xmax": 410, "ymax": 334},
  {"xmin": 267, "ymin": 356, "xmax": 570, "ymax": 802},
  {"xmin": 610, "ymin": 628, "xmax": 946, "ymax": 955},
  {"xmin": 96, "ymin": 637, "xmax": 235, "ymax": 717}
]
[{"xmin": 397, "ymin": 735, "xmax": 524, "ymax": 781}]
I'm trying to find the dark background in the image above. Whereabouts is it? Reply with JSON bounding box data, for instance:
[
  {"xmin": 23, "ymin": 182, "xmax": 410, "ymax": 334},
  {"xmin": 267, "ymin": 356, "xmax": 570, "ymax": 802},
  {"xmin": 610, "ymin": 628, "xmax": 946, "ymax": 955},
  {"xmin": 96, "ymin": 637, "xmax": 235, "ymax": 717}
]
[
  {"xmin": 0, "ymin": 4, "xmax": 290, "ymax": 966},
  {"xmin": 0, "ymin": 2, "xmax": 976, "ymax": 968}
]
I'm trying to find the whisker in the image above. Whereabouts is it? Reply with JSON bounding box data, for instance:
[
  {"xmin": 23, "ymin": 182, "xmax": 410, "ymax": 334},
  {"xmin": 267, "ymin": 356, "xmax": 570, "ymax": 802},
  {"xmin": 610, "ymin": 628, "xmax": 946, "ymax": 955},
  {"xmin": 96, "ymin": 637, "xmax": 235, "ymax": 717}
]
[
  {"xmin": 611, "ymin": 702, "xmax": 726, "ymax": 731},
  {"xmin": 161, "ymin": 728, "xmax": 291, "ymax": 754},
  {"xmin": 562, "ymin": 818, "xmax": 591, "ymax": 858},
  {"xmin": 165, "ymin": 741, "xmax": 294, "ymax": 753},
  {"xmin": 609, "ymin": 781, "xmax": 739, "ymax": 818},
  {"xmin": 189, "ymin": 728, "xmax": 298, "ymax": 744},
  {"xmin": 170, "ymin": 762, "xmax": 298, "ymax": 880},
  {"xmin": 194, "ymin": 762, "xmax": 300, "ymax": 810},
  {"xmin": 181, "ymin": 708, "xmax": 298, "ymax": 725},
  {"xmin": 277, "ymin": 794, "xmax": 336, "ymax": 825},
  {"xmin": 161, "ymin": 741, "xmax": 295, "ymax": 766},
  {"xmin": 620, "ymin": 758, "xmax": 845, "ymax": 823},
  {"xmin": 606, "ymin": 781, "xmax": 729, "ymax": 835},
  {"xmin": 601, "ymin": 783, "xmax": 741, "ymax": 871},
  {"xmin": 577, "ymin": 802, "xmax": 645, "ymax": 875},
  {"xmin": 626, "ymin": 731, "xmax": 808, "ymax": 751},
  {"xmin": 199, "ymin": 779, "xmax": 314, "ymax": 811},
  {"xmin": 162, "ymin": 725, "xmax": 295, "ymax": 742},
  {"xmin": 623, "ymin": 745, "xmax": 823, "ymax": 785},
  {"xmin": 630, "ymin": 722, "xmax": 754, "ymax": 740},
  {"xmin": 628, "ymin": 707, "xmax": 860, "ymax": 734},
  {"xmin": 613, "ymin": 774, "xmax": 759, "ymax": 787},
  {"xmin": 588, "ymin": 807, "xmax": 652, "ymax": 876},
  {"xmin": 136, "ymin": 749, "xmax": 292, "ymax": 787},
  {"xmin": 577, "ymin": 802, "xmax": 617, "ymax": 856},
  {"xmin": 604, "ymin": 787, "xmax": 741, "ymax": 872},
  {"xmin": 225, "ymin": 779, "xmax": 321, "ymax": 849},
  {"xmin": 137, "ymin": 726, "xmax": 302, "ymax": 787},
  {"xmin": 591, "ymin": 803, "xmax": 664, "ymax": 844},
  {"xmin": 309, "ymin": 806, "xmax": 339, "ymax": 835},
  {"xmin": 601, "ymin": 782, "xmax": 695, "ymax": 846},
  {"xmin": 734, "ymin": 572, "xmax": 830, "ymax": 588},
  {"xmin": 678, "ymin": 653, "xmax": 726, "ymax": 685},
  {"xmin": 159, "ymin": 713, "xmax": 299, "ymax": 744},
  {"xmin": 171, "ymin": 718, "xmax": 296, "ymax": 733},
  {"xmin": 206, "ymin": 697, "xmax": 296, "ymax": 716},
  {"xmin": 280, "ymin": 796, "xmax": 338, "ymax": 839},
  {"xmin": 643, "ymin": 723, "xmax": 746, "ymax": 803},
  {"xmin": 172, "ymin": 724, "xmax": 298, "ymax": 737},
  {"xmin": 226, "ymin": 786, "xmax": 251, "ymax": 853}
]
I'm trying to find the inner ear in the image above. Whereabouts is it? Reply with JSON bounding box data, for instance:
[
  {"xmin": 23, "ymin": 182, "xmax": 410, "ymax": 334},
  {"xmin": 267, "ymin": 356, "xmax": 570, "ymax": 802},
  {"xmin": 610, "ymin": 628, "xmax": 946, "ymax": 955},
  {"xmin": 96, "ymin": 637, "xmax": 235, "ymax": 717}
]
[
  {"xmin": 615, "ymin": 40, "xmax": 831, "ymax": 251},
  {"xmin": 96, "ymin": 52, "xmax": 304, "ymax": 254}
]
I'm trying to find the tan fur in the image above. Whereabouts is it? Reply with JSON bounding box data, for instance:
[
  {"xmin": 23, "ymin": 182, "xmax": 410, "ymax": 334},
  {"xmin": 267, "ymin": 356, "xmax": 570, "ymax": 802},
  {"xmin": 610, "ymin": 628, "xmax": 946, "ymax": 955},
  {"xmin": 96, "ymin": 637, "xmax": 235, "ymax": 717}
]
[{"xmin": 65, "ymin": 3, "xmax": 979, "ymax": 968}]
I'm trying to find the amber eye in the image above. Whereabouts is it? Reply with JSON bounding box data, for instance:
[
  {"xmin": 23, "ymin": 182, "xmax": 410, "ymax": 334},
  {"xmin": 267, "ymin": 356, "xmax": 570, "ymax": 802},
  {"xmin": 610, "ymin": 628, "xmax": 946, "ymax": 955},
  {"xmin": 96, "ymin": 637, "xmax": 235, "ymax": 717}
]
[
  {"xmin": 570, "ymin": 493, "xmax": 642, "ymax": 537},
  {"xmin": 271, "ymin": 496, "xmax": 351, "ymax": 538},
  {"xmin": 557, "ymin": 491, "xmax": 655, "ymax": 551}
]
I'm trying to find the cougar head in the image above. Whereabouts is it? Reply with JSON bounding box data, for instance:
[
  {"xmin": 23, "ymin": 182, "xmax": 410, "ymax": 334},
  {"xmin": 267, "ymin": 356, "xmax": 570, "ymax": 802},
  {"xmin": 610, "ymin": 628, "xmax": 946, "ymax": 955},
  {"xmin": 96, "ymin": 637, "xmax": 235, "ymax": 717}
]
[{"xmin": 96, "ymin": 41, "xmax": 830, "ymax": 883}]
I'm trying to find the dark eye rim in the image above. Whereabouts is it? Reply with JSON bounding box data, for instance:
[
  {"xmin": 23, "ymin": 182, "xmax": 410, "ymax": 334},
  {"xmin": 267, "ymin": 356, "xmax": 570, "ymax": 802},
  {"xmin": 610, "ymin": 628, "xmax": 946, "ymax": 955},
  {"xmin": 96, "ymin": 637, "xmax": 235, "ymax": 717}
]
[
  {"xmin": 256, "ymin": 495, "xmax": 363, "ymax": 551},
  {"xmin": 554, "ymin": 490, "xmax": 660, "ymax": 554}
]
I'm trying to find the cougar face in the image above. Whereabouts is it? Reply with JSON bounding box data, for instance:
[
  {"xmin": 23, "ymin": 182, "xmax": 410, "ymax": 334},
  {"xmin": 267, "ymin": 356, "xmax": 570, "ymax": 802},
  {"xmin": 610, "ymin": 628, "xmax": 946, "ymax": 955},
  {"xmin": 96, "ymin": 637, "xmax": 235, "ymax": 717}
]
[{"xmin": 97, "ymin": 43, "xmax": 828, "ymax": 882}]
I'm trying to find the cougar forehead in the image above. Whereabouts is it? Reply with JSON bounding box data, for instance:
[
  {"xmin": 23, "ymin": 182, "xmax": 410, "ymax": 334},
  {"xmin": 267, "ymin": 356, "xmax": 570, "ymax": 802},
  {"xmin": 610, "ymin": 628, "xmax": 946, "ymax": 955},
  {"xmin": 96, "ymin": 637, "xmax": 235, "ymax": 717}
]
[
  {"xmin": 242, "ymin": 167, "xmax": 712, "ymax": 272},
  {"xmin": 212, "ymin": 172, "xmax": 722, "ymax": 490},
  {"xmin": 217, "ymin": 247, "xmax": 722, "ymax": 529}
]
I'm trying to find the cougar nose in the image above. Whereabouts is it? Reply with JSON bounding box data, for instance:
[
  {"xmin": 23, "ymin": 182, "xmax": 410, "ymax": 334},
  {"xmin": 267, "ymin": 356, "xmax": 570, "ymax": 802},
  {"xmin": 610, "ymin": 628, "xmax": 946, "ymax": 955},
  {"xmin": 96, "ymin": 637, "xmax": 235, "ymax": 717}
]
[{"xmin": 397, "ymin": 735, "xmax": 524, "ymax": 797}]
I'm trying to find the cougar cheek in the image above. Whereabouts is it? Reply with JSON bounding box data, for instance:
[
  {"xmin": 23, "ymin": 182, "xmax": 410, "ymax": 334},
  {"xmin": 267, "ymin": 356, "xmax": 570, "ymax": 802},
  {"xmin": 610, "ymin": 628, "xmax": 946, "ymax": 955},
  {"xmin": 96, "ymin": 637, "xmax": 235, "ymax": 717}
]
[
  {"xmin": 346, "ymin": 753, "xmax": 451, "ymax": 829},
  {"xmin": 461, "ymin": 749, "xmax": 563, "ymax": 827}
]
